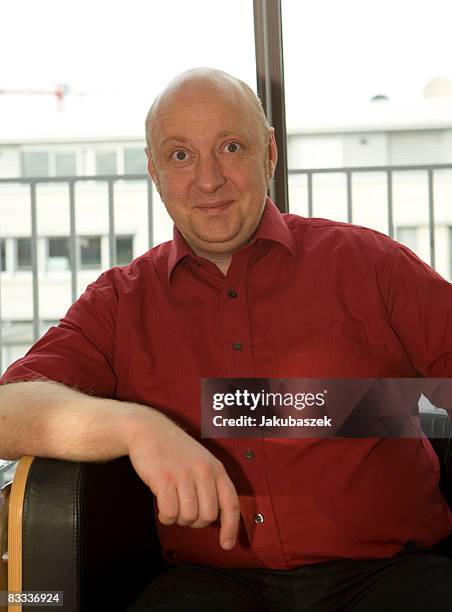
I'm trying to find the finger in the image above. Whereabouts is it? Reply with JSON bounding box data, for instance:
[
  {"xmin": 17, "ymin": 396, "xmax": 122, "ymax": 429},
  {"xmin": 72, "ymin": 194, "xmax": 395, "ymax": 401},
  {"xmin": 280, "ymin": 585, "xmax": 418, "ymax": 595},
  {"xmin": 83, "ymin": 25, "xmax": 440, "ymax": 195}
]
[
  {"xmin": 175, "ymin": 479, "xmax": 199, "ymax": 526},
  {"xmin": 156, "ymin": 483, "xmax": 179, "ymax": 525},
  {"xmin": 189, "ymin": 476, "xmax": 219, "ymax": 528},
  {"xmin": 216, "ymin": 472, "xmax": 240, "ymax": 550}
]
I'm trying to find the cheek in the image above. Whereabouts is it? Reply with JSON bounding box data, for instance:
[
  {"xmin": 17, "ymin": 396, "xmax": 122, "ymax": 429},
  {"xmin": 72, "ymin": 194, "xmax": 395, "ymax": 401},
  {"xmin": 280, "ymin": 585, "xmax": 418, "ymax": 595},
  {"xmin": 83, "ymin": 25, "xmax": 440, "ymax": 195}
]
[
  {"xmin": 159, "ymin": 170, "xmax": 191, "ymax": 200},
  {"xmin": 238, "ymin": 169, "xmax": 269, "ymax": 199},
  {"xmin": 230, "ymin": 164, "xmax": 265, "ymax": 190}
]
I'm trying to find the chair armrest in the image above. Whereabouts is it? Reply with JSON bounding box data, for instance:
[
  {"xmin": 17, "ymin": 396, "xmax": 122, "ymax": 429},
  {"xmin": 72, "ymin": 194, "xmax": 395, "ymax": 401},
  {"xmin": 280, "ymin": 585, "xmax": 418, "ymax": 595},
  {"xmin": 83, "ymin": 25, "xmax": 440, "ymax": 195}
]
[{"xmin": 9, "ymin": 456, "xmax": 167, "ymax": 612}]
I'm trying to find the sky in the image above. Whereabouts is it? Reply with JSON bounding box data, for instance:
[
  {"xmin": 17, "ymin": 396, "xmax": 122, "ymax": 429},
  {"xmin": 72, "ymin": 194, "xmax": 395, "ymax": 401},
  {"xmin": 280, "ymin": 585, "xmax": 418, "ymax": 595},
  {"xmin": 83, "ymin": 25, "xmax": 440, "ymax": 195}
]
[
  {"xmin": 1, "ymin": 0, "xmax": 452, "ymax": 139},
  {"xmin": 283, "ymin": 0, "xmax": 452, "ymax": 105}
]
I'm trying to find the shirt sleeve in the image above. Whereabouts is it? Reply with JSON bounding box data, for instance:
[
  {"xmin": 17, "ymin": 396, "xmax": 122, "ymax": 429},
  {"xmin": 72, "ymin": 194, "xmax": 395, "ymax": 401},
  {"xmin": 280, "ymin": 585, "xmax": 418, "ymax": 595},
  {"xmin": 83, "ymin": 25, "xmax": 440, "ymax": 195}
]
[
  {"xmin": 378, "ymin": 241, "xmax": 452, "ymax": 412},
  {"xmin": 0, "ymin": 271, "xmax": 118, "ymax": 397}
]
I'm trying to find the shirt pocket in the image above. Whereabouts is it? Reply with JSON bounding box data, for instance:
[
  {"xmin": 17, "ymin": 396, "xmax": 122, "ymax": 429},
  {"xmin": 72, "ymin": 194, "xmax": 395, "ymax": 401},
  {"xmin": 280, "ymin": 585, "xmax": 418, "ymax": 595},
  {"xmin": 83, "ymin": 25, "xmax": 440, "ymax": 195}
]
[
  {"xmin": 255, "ymin": 320, "xmax": 343, "ymax": 377},
  {"xmin": 255, "ymin": 319, "xmax": 377, "ymax": 378}
]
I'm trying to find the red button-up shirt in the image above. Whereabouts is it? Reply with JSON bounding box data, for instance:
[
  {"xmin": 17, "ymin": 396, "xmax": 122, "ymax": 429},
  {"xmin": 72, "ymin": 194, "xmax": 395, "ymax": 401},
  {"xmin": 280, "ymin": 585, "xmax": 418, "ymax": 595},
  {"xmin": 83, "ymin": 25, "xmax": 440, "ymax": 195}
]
[{"xmin": 2, "ymin": 199, "xmax": 452, "ymax": 568}]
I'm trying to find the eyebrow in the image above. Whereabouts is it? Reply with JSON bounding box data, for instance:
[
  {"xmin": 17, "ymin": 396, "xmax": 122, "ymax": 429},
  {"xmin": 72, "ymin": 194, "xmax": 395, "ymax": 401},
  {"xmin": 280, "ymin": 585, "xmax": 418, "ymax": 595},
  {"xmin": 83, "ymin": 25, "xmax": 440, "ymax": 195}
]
[
  {"xmin": 160, "ymin": 136, "xmax": 190, "ymax": 149},
  {"xmin": 160, "ymin": 129, "xmax": 253, "ymax": 149},
  {"xmin": 217, "ymin": 129, "xmax": 253, "ymax": 140}
]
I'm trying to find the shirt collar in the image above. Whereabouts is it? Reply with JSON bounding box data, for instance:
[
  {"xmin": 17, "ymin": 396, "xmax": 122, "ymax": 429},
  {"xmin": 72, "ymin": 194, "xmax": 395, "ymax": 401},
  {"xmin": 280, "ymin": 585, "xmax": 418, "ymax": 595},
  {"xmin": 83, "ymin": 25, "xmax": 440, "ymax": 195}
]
[{"xmin": 167, "ymin": 197, "xmax": 296, "ymax": 281}]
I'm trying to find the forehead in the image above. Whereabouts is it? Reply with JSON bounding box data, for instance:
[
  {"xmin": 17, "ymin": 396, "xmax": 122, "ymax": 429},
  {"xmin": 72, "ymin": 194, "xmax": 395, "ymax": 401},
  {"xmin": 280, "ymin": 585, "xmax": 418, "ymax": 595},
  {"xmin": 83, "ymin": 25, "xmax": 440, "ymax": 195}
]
[{"xmin": 151, "ymin": 82, "xmax": 261, "ymax": 146}]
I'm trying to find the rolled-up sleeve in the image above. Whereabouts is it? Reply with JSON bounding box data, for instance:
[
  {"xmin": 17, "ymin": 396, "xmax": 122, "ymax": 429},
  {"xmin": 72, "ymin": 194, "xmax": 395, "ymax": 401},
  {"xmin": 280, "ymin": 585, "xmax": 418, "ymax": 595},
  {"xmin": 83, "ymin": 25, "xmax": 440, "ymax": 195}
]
[
  {"xmin": 0, "ymin": 271, "xmax": 118, "ymax": 397},
  {"xmin": 378, "ymin": 242, "xmax": 452, "ymax": 413}
]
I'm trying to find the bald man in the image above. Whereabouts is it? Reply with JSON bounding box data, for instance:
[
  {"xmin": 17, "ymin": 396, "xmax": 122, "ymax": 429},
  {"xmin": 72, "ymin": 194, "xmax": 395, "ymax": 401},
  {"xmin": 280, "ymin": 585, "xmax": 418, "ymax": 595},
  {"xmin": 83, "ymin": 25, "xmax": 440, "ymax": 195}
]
[{"xmin": 1, "ymin": 68, "xmax": 452, "ymax": 611}]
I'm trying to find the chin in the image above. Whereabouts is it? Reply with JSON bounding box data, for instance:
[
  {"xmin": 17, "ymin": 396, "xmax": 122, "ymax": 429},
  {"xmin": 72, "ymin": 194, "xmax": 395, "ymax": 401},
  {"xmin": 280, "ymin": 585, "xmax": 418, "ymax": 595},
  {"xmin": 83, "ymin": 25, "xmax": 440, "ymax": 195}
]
[{"xmin": 193, "ymin": 225, "xmax": 243, "ymax": 245}]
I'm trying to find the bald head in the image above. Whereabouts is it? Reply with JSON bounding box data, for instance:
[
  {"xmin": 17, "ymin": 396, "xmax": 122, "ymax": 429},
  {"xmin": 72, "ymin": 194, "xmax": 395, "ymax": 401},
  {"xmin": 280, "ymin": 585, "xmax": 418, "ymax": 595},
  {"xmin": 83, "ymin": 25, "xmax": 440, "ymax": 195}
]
[{"xmin": 145, "ymin": 68, "xmax": 270, "ymax": 149}]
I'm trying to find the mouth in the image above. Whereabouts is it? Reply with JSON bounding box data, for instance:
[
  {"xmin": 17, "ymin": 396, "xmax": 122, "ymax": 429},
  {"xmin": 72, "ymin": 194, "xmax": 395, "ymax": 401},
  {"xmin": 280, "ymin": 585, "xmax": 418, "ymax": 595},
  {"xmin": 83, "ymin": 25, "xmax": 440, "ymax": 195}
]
[{"xmin": 195, "ymin": 200, "xmax": 233, "ymax": 213}]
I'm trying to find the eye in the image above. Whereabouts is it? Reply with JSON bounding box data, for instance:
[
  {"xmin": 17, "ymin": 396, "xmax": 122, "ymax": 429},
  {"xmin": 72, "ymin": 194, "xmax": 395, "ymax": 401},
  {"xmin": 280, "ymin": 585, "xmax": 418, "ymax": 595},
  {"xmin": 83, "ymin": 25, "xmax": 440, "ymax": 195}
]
[
  {"xmin": 171, "ymin": 150, "xmax": 188, "ymax": 161},
  {"xmin": 224, "ymin": 142, "xmax": 241, "ymax": 153}
]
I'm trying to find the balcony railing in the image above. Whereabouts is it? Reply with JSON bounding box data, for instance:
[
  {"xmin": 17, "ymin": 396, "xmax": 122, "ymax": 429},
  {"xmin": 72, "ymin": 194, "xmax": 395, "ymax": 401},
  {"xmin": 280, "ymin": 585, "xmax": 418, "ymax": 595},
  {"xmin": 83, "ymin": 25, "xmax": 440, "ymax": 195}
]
[
  {"xmin": 1, "ymin": 164, "xmax": 452, "ymax": 374},
  {"xmin": 0, "ymin": 173, "xmax": 153, "ymax": 373},
  {"xmin": 290, "ymin": 163, "xmax": 452, "ymax": 270}
]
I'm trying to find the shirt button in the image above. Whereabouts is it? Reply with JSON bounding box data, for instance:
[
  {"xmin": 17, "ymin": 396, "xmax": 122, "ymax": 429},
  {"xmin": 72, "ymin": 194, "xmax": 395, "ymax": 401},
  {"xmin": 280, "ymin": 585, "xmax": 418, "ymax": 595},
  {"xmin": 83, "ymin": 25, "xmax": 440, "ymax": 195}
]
[
  {"xmin": 254, "ymin": 513, "xmax": 265, "ymax": 524},
  {"xmin": 232, "ymin": 342, "xmax": 242, "ymax": 351},
  {"xmin": 228, "ymin": 289, "xmax": 238, "ymax": 298},
  {"xmin": 244, "ymin": 449, "xmax": 254, "ymax": 459}
]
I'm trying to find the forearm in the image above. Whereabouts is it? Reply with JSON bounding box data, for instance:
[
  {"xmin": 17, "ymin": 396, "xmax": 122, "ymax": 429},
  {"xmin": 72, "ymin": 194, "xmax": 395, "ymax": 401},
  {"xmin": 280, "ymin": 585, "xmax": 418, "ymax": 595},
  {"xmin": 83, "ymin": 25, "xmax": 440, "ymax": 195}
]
[
  {"xmin": 0, "ymin": 380, "xmax": 158, "ymax": 462},
  {"xmin": 0, "ymin": 381, "xmax": 241, "ymax": 549}
]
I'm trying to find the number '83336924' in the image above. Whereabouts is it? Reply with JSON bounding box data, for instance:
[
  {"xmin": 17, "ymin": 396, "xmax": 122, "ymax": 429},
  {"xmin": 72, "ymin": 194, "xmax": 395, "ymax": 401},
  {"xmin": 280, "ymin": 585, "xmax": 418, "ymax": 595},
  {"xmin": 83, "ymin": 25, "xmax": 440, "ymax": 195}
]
[{"xmin": 0, "ymin": 591, "xmax": 63, "ymax": 606}]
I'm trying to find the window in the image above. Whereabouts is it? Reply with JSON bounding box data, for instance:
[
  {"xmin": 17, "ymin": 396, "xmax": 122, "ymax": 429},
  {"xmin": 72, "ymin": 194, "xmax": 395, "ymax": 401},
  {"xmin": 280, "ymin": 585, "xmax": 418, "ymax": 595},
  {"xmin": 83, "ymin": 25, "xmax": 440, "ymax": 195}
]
[
  {"xmin": 45, "ymin": 236, "xmax": 103, "ymax": 271},
  {"xmin": 116, "ymin": 235, "xmax": 133, "ymax": 265},
  {"xmin": 389, "ymin": 132, "xmax": 446, "ymax": 165},
  {"xmin": 22, "ymin": 152, "xmax": 50, "ymax": 178},
  {"xmin": 0, "ymin": 239, "xmax": 5, "ymax": 272},
  {"xmin": 21, "ymin": 151, "xmax": 78, "ymax": 178},
  {"xmin": 80, "ymin": 236, "xmax": 101, "ymax": 269},
  {"xmin": 47, "ymin": 237, "xmax": 71, "ymax": 271},
  {"xmin": 95, "ymin": 151, "xmax": 117, "ymax": 175},
  {"xmin": 124, "ymin": 148, "xmax": 146, "ymax": 174},
  {"xmin": 55, "ymin": 152, "xmax": 77, "ymax": 177},
  {"xmin": 16, "ymin": 238, "xmax": 32, "ymax": 271}
]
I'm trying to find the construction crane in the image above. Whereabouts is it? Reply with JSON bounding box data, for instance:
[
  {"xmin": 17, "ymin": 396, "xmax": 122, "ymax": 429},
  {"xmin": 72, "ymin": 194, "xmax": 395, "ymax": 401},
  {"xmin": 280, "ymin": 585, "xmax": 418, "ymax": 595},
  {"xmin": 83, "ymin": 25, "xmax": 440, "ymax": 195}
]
[{"xmin": 0, "ymin": 84, "xmax": 83, "ymax": 110}]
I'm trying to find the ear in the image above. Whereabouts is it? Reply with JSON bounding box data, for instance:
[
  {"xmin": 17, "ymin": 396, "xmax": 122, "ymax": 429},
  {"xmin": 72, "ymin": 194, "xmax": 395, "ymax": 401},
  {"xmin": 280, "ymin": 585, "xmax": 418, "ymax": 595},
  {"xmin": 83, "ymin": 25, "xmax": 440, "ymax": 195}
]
[
  {"xmin": 267, "ymin": 127, "xmax": 278, "ymax": 180},
  {"xmin": 145, "ymin": 147, "xmax": 161, "ymax": 195}
]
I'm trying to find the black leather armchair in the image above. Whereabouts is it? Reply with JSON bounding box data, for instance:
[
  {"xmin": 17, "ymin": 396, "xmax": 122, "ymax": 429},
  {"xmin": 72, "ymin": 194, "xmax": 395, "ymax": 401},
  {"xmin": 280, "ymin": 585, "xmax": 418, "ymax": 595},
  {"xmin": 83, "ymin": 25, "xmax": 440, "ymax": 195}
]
[
  {"xmin": 6, "ymin": 455, "xmax": 166, "ymax": 612},
  {"xmin": 5, "ymin": 412, "xmax": 452, "ymax": 612}
]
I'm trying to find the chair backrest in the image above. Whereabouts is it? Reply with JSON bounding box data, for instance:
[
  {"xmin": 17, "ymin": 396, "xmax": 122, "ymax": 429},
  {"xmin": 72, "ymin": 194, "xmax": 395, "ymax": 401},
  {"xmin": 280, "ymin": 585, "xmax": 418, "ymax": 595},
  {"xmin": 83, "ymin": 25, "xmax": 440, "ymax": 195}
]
[{"xmin": 420, "ymin": 411, "xmax": 452, "ymax": 508}]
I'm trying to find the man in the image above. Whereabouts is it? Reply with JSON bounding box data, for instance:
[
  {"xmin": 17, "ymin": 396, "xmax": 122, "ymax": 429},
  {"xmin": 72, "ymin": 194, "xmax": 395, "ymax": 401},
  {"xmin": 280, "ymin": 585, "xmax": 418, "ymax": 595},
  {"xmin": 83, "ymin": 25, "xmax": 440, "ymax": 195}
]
[{"xmin": 0, "ymin": 68, "xmax": 451, "ymax": 611}]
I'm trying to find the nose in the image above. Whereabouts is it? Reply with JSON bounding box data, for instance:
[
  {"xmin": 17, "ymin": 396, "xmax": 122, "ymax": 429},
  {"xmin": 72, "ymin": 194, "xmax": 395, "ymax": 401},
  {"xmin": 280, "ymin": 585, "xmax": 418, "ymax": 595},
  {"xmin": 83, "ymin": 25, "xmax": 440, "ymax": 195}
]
[{"xmin": 194, "ymin": 153, "xmax": 226, "ymax": 193}]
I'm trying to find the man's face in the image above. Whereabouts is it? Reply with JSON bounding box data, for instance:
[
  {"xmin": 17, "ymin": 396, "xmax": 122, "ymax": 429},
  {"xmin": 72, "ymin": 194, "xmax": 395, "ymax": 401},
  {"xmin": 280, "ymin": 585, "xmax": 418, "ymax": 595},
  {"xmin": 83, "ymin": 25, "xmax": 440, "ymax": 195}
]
[{"xmin": 147, "ymin": 82, "xmax": 277, "ymax": 261}]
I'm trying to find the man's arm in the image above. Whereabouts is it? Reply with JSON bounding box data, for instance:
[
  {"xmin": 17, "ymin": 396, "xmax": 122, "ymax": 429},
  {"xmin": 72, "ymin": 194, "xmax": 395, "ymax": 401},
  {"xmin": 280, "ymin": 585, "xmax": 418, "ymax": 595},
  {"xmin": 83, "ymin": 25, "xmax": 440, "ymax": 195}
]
[
  {"xmin": 377, "ymin": 240, "xmax": 452, "ymax": 412},
  {"xmin": 0, "ymin": 380, "xmax": 240, "ymax": 551}
]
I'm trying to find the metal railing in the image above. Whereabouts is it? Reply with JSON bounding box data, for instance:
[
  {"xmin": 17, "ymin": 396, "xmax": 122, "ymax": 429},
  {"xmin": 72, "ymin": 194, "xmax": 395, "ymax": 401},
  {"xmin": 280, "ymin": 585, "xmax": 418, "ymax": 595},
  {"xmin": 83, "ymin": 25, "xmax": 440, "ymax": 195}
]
[
  {"xmin": 289, "ymin": 162, "xmax": 452, "ymax": 270},
  {"xmin": 1, "ymin": 163, "xmax": 452, "ymax": 373},
  {"xmin": 0, "ymin": 173, "xmax": 153, "ymax": 373}
]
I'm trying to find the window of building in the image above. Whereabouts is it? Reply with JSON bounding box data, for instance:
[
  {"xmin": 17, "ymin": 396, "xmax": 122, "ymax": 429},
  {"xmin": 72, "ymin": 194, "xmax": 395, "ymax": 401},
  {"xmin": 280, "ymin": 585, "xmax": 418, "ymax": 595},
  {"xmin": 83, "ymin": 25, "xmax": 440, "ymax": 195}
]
[
  {"xmin": 124, "ymin": 148, "xmax": 146, "ymax": 174},
  {"xmin": 95, "ymin": 151, "xmax": 117, "ymax": 175},
  {"xmin": 55, "ymin": 152, "xmax": 77, "ymax": 177},
  {"xmin": 47, "ymin": 237, "xmax": 71, "ymax": 271},
  {"xmin": 16, "ymin": 238, "xmax": 32, "ymax": 271},
  {"xmin": 22, "ymin": 152, "xmax": 50, "ymax": 178},
  {"xmin": 116, "ymin": 235, "xmax": 134, "ymax": 265},
  {"xmin": 80, "ymin": 236, "xmax": 102, "ymax": 269},
  {"xmin": 0, "ymin": 239, "xmax": 5, "ymax": 272}
]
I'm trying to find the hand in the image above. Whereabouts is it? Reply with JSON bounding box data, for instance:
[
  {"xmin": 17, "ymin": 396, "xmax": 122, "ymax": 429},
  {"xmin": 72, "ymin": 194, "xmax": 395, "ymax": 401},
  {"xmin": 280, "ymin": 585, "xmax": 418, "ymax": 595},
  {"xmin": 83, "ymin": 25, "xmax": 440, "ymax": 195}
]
[{"xmin": 126, "ymin": 409, "xmax": 240, "ymax": 550}]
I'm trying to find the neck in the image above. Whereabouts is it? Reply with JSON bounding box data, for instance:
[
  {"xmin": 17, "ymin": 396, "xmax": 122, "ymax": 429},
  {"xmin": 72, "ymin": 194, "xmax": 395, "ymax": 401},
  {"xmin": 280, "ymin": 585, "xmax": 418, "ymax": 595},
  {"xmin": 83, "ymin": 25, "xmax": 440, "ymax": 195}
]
[
  {"xmin": 181, "ymin": 233, "xmax": 233, "ymax": 275},
  {"xmin": 204, "ymin": 253, "xmax": 231, "ymax": 275}
]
